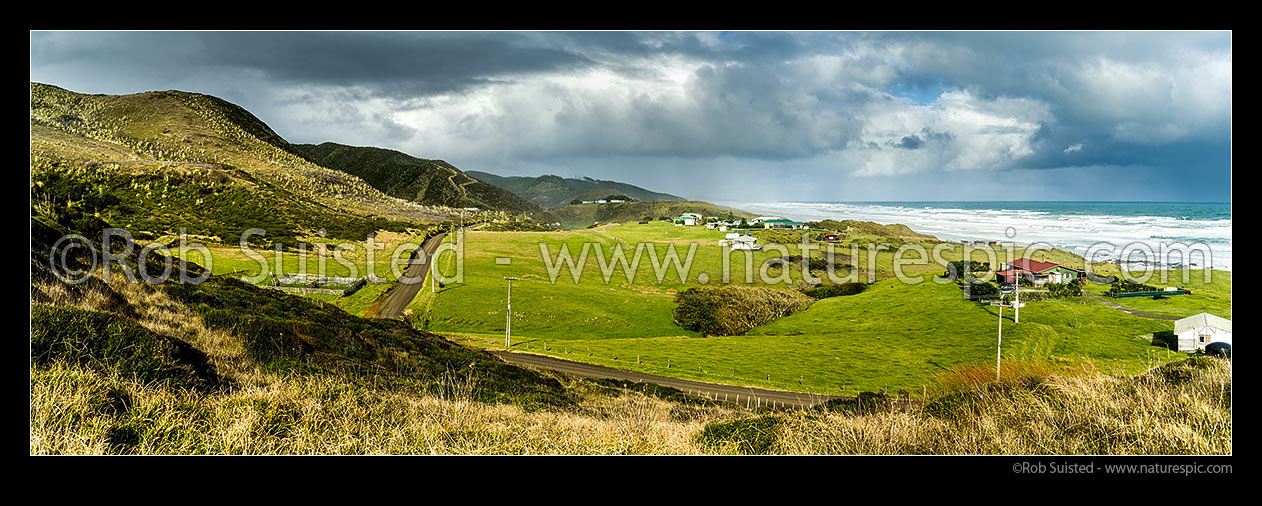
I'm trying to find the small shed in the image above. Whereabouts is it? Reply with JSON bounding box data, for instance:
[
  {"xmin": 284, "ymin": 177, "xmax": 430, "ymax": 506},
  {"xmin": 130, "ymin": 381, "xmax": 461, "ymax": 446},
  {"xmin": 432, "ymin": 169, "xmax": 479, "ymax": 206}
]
[
  {"xmin": 1173, "ymin": 312, "xmax": 1232, "ymax": 352},
  {"xmin": 729, "ymin": 235, "xmax": 762, "ymax": 251}
]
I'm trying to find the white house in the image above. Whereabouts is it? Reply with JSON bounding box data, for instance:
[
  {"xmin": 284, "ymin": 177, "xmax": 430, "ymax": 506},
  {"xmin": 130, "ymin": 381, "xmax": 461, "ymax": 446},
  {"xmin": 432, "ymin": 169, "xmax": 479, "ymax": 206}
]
[
  {"xmin": 1173, "ymin": 312, "xmax": 1231, "ymax": 352},
  {"xmin": 748, "ymin": 216, "xmax": 782, "ymax": 226},
  {"xmin": 727, "ymin": 235, "xmax": 761, "ymax": 251}
]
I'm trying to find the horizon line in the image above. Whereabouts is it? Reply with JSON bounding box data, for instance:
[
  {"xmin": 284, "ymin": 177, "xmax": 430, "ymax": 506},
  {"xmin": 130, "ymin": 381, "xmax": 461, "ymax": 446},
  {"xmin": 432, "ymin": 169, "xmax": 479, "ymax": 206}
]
[{"xmin": 720, "ymin": 199, "xmax": 1232, "ymax": 205}]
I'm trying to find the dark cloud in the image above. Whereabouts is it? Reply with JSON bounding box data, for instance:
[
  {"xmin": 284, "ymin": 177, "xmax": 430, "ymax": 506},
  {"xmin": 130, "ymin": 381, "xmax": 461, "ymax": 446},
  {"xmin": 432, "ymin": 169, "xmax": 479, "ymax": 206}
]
[
  {"xmin": 895, "ymin": 135, "xmax": 923, "ymax": 149},
  {"xmin": 29, "ymin": 31, "xmax": 1231, "ymax": 202},
  {"xmin": 209, "ymin": 32, "xmax": 597, "ymax": 97}
]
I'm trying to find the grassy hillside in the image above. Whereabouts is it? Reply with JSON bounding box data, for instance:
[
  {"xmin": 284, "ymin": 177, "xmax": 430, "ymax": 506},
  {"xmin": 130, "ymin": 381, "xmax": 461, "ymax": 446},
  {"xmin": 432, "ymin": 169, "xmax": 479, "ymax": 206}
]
[
  {"xmin": 538, "ymin": 200, "xmax": 753, "ymax": 228},
  {"xmin": 30, "ymin": 208, "xmax": 586, "ymax": 452},
  {"xmin": 298, "ymin": 143, "xmax": 538, "ymax": 213},
  {"xmin": 807, "ymin": 219, "xmax": 939, "ymax": 241},
  {"xmin": 30, "ymin": 83, "xmax": 450, "ymax": 244},
  {"xmin": 467, "ymin": 172, "xmax": 685, "ymax": 209}
]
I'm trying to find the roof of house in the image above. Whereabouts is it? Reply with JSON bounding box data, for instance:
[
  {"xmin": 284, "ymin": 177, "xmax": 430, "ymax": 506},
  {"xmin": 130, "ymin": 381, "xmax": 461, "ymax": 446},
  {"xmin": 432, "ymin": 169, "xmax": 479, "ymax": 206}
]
[
  {"xmin": 1008, "ymin": 258, "xmax": 1066, "ymax": 273},
  {"xmin": 1174, "ymin": 313, "xmax": 1232, "ymax": 334},
  {"xmin": 995, "ymin": 269, "xmax": 1033, "ymax": 276}
]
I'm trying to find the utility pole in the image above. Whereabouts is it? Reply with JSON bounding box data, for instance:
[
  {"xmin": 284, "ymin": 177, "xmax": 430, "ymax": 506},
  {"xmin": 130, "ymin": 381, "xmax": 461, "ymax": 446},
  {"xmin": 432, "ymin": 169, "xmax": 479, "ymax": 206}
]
[
  {"xmin": 504, "ymin": 277, "xmax": 518, "ymax": 348},
  {"xmin": 996, "ymin": 296, "xmax": 1004, "ymax": 381},
  {"xmin": 1014, "ymin": 262, "xmax": 1020, "ymax": 323}
]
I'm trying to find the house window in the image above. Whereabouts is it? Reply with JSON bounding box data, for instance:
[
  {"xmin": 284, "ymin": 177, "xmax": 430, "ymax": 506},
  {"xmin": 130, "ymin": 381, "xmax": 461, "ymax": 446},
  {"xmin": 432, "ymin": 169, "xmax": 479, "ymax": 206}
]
[{"xmin": 1198, "ymin": 334, "xmax": 1208, "ymax": 344}]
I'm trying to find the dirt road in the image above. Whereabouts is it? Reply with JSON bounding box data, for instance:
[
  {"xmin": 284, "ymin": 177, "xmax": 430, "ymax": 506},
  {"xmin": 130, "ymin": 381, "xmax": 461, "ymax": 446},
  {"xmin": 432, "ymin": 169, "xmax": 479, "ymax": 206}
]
[
  {"xmin": 373, "ymin": 232, "xmax": 448, "ymax": 319},
  {"xmin": 491, "ymin": 350, "xmax": 841, "ymax": 409}
]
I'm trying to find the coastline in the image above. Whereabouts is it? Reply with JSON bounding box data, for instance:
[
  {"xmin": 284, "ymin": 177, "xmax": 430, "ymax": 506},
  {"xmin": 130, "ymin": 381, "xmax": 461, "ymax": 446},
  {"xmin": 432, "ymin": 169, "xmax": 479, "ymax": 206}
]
[{"xmin": 722, "ymin": 200, "xmax": 1232, "ymax": 272}]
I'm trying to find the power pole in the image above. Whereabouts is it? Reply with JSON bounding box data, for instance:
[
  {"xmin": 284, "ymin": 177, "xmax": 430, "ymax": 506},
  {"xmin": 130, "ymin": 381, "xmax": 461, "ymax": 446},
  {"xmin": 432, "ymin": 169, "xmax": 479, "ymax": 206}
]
[
  {"xmin": 1014, "ymin": 266, "xmax": 1020, "ymax": 323},
  {"xmin": 996, "ymin": 297, "xmax": 1004, "ymax": 381},
  {"xmin": 504, "ymin": 277, "xmax": 518, "ymax": 348}
]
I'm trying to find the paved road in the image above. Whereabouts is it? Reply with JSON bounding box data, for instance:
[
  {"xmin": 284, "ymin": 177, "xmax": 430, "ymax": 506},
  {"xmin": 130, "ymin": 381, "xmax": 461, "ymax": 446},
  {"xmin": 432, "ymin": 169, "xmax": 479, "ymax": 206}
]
[
  {"xmin": 490, "ymin": 350, "xmax": 842, "ymax": 409},
  {"xmin": 1086, "ymin": 295, "xmax": 1178, "ymax": 320},
  {"xmin": 373, "ymin": 232, "xmax": 448, "ymax": 319}
]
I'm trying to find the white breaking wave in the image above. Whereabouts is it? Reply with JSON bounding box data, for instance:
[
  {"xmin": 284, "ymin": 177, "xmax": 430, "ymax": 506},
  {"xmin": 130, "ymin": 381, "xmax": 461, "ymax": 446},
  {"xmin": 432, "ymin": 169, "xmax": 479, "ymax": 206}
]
[{"xmin": 723, "ymin": 201, "xmax": 1232, "ymax": 271}]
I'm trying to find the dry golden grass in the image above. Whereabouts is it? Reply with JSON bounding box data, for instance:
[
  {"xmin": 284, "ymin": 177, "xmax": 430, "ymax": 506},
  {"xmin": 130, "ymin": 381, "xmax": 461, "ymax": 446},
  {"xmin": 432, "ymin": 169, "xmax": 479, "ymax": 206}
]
[{"xmin": 771, "ymin": 359, "xmax": 1231, "ymax": 455}]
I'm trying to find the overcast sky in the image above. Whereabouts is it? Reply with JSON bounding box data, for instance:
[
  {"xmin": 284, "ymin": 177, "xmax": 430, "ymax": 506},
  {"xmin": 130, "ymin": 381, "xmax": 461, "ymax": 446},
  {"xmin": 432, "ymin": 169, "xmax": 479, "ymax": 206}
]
[{"xmin": 30, "ymin": 31, "xmax": 1232, "ymax": 203}]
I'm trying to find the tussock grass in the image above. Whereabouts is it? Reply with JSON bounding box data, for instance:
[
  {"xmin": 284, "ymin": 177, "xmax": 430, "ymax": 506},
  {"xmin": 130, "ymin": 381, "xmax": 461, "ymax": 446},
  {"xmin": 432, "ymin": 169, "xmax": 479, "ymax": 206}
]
[{"xmin": 772, "ymin": 358, "xmax": 1231, "ymax": 455}]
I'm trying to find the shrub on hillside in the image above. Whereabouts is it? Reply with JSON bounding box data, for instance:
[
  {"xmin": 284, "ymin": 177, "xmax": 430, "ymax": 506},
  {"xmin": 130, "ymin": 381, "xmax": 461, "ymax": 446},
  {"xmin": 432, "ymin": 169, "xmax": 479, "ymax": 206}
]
[
  {"xmin": 483, "ymin": 220, "xmax": 549, "ymax": 232},
  {"xmin": 803, "ymin": 283, "xmax": 867, "ymax": 299},
  {"xmin": 1106, "ymin": 279, "xmax": 1158, "ymax": 297},
  {"xmin": 966, "ymin": 282, "xmax": 999, "ymax": 299},
  {"xmin": 695, "ymin": 415, "xmax": 783, "ymax": 454},
  {"xmin": 673, "ymin": 286, "xmax": 813, "ymax": 336},
  {"xmin": 939, "ymin": 260, "xmax": 991, "ymax": 281},
  {"xmin": 1046, "ymin": 280, "xmax": 1084, "ymax": 298}
]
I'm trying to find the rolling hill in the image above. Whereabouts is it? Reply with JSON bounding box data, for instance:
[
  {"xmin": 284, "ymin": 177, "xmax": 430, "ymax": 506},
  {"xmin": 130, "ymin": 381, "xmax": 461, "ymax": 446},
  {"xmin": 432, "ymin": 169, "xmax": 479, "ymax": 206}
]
[
  {"xmin": 30, "ymin": 83, "xmax": 447, "ymax": 244},
  {"xmin": 537, "ymin": 200, "xmax": 754, "ymax": 228},
  {"xmin": 466, "ymin": 172, "xmax": 685, "ymax": 209},
  {"xmin": 297, "ymin": 143, "xmax": 538, "ymax": 213}
]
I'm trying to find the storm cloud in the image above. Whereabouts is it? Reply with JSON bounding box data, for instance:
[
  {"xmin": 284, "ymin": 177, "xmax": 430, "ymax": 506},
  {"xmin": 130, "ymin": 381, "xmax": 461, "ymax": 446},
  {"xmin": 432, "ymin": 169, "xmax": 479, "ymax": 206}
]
[{"xmin": 30, "ymin": 31, "xmax": 1232, "ymax": 202}]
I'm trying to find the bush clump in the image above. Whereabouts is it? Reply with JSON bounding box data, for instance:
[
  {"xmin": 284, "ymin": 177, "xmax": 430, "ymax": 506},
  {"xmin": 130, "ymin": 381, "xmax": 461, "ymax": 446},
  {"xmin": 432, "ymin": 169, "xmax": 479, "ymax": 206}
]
[
  {"xmin": 1150, "ymin": 356, "xmax": 1218, "ymax": 385},
  {"xmin": 966, "ymin": 282, "xmax": 999, "ymax": 299},
  {"xmin": 695, "ymin": 415, "xmax": 783, "ymax": 454},
  {"xmin": 483, "ymin": 220, "xmax": 550, "ymax": 232},
  {"xmin": 673, "ymin": 286, "xmax": 813, "ymax": 336},
  {"xmin": 803, "ymin": 282, "xmax": 867, "ymax": 299},
  {"xmin": 1046, "ymin": 279, "xmax": 1085, "ymax": 298}
]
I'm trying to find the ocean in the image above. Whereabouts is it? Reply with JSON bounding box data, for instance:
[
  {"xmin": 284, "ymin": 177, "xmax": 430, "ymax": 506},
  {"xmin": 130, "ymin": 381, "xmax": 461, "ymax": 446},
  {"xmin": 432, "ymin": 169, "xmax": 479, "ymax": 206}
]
[{"xmin": 723, "ymin": 201, "xmax": 1233, "ymax": 271}]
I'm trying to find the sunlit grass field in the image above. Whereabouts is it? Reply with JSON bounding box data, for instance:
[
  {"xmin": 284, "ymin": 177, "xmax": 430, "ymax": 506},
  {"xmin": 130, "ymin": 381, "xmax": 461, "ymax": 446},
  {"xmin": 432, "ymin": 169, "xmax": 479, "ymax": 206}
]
[
  {"xmin": 420, "ymin": 222, "xmax": 1220, "ymax": 395},
  {"xmin": 1084, "ymin": 269, "xmax": 1231, "ymax": 319},
  {"xmin": 168, "ymin": 230, "xmax": 428, "ymax": 316}
]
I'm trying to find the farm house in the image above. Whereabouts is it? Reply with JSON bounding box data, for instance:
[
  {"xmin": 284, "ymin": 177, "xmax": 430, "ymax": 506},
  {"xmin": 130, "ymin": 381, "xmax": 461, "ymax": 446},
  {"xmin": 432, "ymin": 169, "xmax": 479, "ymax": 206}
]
[
  {"xmin": 673, "ymin": 212, "xmax": 702, "ymax": 226},
  {"xmin": 1173, "ymin": 312, "xmax": 1232, "ymax": 352},
  {"xmin": 760, "ymin": 218, "xmax": 806, "ymax": 230},
  {"xmin": 996, "ymin": 258, "xmax": 1085, "ymax": 286}
]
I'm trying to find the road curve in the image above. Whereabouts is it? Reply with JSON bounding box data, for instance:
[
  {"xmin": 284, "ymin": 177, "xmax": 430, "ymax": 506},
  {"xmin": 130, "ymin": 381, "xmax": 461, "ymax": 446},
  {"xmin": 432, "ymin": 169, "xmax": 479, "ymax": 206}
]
[
  {"xmin": 490, "ymin": 350, "xmax": 842, "ymax": 409},
  {"xmin": 374, "ymin": 232, "xmax": 448, "ymax": 319}
]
